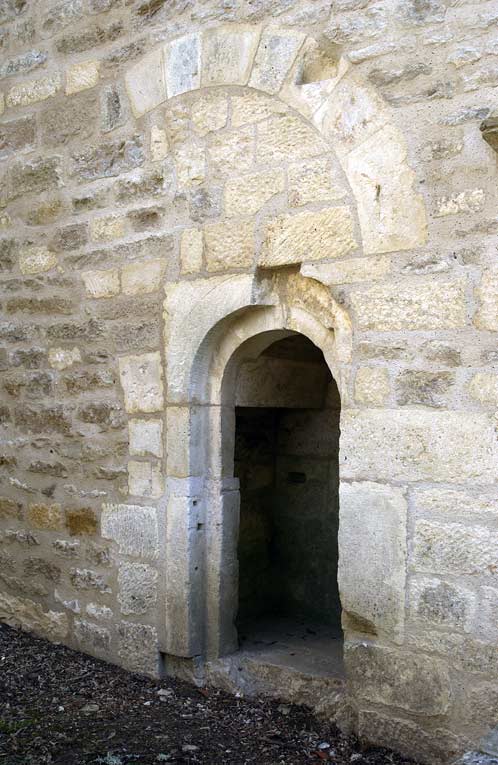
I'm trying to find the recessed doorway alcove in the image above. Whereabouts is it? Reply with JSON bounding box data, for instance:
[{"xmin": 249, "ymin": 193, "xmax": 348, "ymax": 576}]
[{"xmin": 229, "ymin": 332, "xmax": 344, "ymax": 683}]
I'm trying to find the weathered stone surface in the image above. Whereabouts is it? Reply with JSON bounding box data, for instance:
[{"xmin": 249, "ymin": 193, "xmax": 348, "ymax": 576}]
[
  {"xmin": 435, "ymin": 189, "xmax": 485, "ymax": 217},
  {"xmin": 0, "ymin": 116, "xmax": 35, "ymax": 159},
  {"xmin": 6, "ymin": 73, "xmax": 61, "ymax": 107},
  {"xmin": 164, "ymin": 33, "xmax": 200, "ymax": 98},
  {"xmin": 475, "ymin": 269, "xmax": 498, "ymax": 331},
  {"xmin": 27, "ymin": 502, "xmax": 63, "ymax": 530},
  {"xmin": 90, "ymin": 216, "xmax": 126, "ymax": 243},
  {"xmin": 48, "ymin": 347, "xmax": 81, "ymax": 370},
  {"xmin": 288, "ymin": 158, "xmax": 347, "ymax": 207},
  {"xmin": 118, "ymin": 352, "xmax": 163, "ymax": 413},
  {"xmin": 55, "ymin": 21, "xmax": 123, "ymax": 55},
  {"xmin": 18, "ymin": 245, "xmax": 57, "ymax": 275},
  {"xmin": 395, "ymin": 370, "xmax": 455, "ymax": 407},
  {"xmin": 65, "ymin": 508, "xmax": 98, "ymax": 536},
  {"xmin": 191, "ymin": 94, "xmax": 228, "ymax": 137},
  {"xmin": 16, "ymin": 404, "xmax": 70, "ymax": 434},
  {"xmin": 129, "ymin": 419, "xmax": 163, "ymax": 458},
  {"xmin": 188, "ymin": 186, "xmax": 222, "ymax": 223},
  {"xmin": 82, "ymin": 269, "xmax": 120, "ymax": 299},
  {"xmin": 341, "ymin": 409, "xmax": 497, "ymax": 483},
  {"xmin": 180, "ymin": 228, "xmax": 203, "ymax": 274},
  {"xmin": 118, "ymin": 563, "xmax": 158, "ymax": 615},
  {"xmin": 125, "ymin": 48, "xmax": 165, "ymax": 117},
  {"xmin": 469, "ymin": 373, "xmax": 498, "ymax": 406},
  {"xmin": 101, "ymin": 503, "xmax": 158, "ymax": 559},
  {"xmin": 477, "ymin": 586, "xmax": 498, "ymax": 642},
  {"xmin": 121, "ymin": 259, "xmax": 165, "ymax": 295},
  {"xmin": 207, "ymin": 126, "xmax": 254, "ymax": 177},
  {"xmin": 258, "ymin": 115, "xmax": 327, "ymax": 164},
  {"xmin": 346, "ymin": 643, "xmax": 451, "ymax": 715},
  {"xmin": 74, "ymin": 618, "xmax": 110, "ymax": 655},
  {"xmin": 118, "ymin": 620, "xmax": 158, "ymax": 676},
  {"xmin": 231, "ymin": 91, "xmax": 287, "ymax": 128},
  {"xmin": 413, "ymin": 520, "xmax": 498, "ymax": 577},
  {"xmin": 0, "ymin": 496, "xmax": 21, "ymax": 519},
  {"xmin": 261, "ymin": 207, "xmax": 356, "ymax": 267},
  {"xmin": 0, "ymin": 592, "xmax": 68, "ymax": 641},
  {"xmin": 354, "ymin": 366, "xmax": 390, "ymax": 405},
  {"xmin": 0, "ymin": 49, "xmax": 46, "ymax": 79},
  {"xmin": 225, "ymin": 169, "xmax": 285, "ymax": 217},
  {"xmin": 408, "ymin": 576, "xmax": 476, "ymax": 630},
  {"xmin": 339, "ymin": 482, "xmax": 407, "ymax": 640},
  {"xmin": 4, "ymin": 157, "xmax": 61, "ymax": 203},
  {"xmin": 201, "ymin": 26, "xmax": 260, "ymax": 87},
  {"xmin": 302, "ymin": 255, "xmax": 390, "ymax": 285},
  {"xmin": 350, "ymin": 279, "xmax": 466, "ymax": 331},
  {"xmin": 128, "ymin": 460, "xmax": 162, "ymax": 498},
  {"xmin": 413, "ymin": 488, "xmax": 498, "ymax": 523},
  {"xmin": 70, "ymin": 568, "xmax": 110, "ymax": 593},
  {"xmin": 66, "ymin": 60, "xmax": 100, "ymax": 95},
  {"xmin": 204, "ymin": 219, "xmax": 254, "ymax": 271},
  {"xmin": 249, "ymin": 29, "xmax": 304, "ymax": 94},
  {"xmin": 71, "ymin": 136, "xmax": 144, "ymax": 181}
]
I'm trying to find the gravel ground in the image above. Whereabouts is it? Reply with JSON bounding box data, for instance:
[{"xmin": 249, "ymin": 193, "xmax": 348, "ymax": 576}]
[{"xmin": 0, "ymin": 622, "xmax": 418, "ymax": 765}]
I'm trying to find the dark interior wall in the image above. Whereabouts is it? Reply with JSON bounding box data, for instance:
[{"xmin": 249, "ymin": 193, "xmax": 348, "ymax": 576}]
[{"xmin": 234, "ymin": 334, "xmax": 341, "ymax": 630}]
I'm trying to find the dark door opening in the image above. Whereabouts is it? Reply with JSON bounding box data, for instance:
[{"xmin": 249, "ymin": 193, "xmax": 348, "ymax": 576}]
[{"xmin": 233, "ymin": 333, "xmax": 342, "ymax": 668}]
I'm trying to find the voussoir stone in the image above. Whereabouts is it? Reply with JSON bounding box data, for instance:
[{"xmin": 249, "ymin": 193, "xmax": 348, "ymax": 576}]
[{"xmin": 201, "ymin": 25, "xmax": 261, "ymax": 87}]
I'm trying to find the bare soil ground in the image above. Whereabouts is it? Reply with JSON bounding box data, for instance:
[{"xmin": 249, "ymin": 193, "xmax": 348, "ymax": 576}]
[{"xmin": 0, "ymin": 622, "xmax": 418, "ymax": 765}]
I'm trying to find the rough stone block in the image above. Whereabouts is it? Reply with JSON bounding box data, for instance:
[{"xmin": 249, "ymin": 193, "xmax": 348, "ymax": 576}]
[
  {"xmin": 258, "ymin": 114, "xmax": 327, "ymax": 164},
  {"xmin": 48, "ymin": 347, "xmax": 81, "ymax": 371},
  {"xmin": 121, "ymin": 259, "xmax": 165, "ymax": 295},
  {"xmin": 231, "ymin": 91, "xmax": 287, "ymax": 128},
  {"xmin": 341, "ymin": 409, "xmax": 497, "ymax": 483},
  {"xmin": 6, "ymin": 73, "xmax": 61, "ymax": 108},
  {"xmin": 19, "ymin": 245, "xmax": 57, "ymax": 275},
  {"xmin": 435, "ymin": 189, "xmax": 485, "ymax": 217},
  {"xmin": 66, "ymin": 60, "xmax": 100, "ymax": 95},
  {"xmin": 175, "ymin": 143, "xmax": 205, "ymax": 189},
  {"xmin": 395, "ymin": 369, "xmax": 455, "ymax": 407},
  {"xmin": 0, "ymin": 49, "xmax": 47, "ymax": 79},
  {"xmin": 125, "ymin": 47, "xmax": 166, "ymax": 117},
  {"xmin": 339, "ymin": 482, "xmax": 407, "ymax": 641},
  {"xmin": 225, "ymin": 169, "xmax": 285, "ymax": 217},
  {"xmin": 164, "ymin": 33, "xmax": 200, "ymax": 98},
  {"xmin": 101, "ymin": 503, "xmax": 158, "ymax": 559},
  {"xmin": 261, "ymin": 207, "xmax": 356, "ymax": 267},
  {"xmin": 4, "ymin": 157, "xmax": 61, "ymax": 203},
  {"xmin": 180, "ymin": 228, "xmax": 203, "ymax": 274},
  {"xmin": 118, "ymin": 352, "xmax": 164, "ymax": 414},
  {"xmin": 288, "ymin": 158, "xmax": 347, "ymax": 207},
  {"xmin": 0, "ymin": 496, "xmax": 21, "ymax": 519},
  {"xmin": 477, "ymin": 586, "xmax": 498, "ymax": 642},
  {"xmin": 118, "ymin": 620, "xmax": 158, "ymax": 676},
  {"xmin": 354, "ymin": 366, "xmax": 390, "ymax": 405},
  {"xmin": 204, "ymin": 219, "xmax": 254, "ymax": 271},
  {"xmin": 412, "ymin": 488, "xmax": 498, "ymax": 523},
  {"xmin": 128, "ymin": 459, "xmax": 163, "ymax": 499},
  {"xmin": 208, "ymin": 126, "xmax": 254, "ymax": 178},
  {"xmin": 65, "ymin": 508, "xmax": 98, "ymax": 536},
  {"xmin": 70, "ymin": 568, "xmax": 110, "ymax": 593},
  {"xmin": 0, "ymin": 592, "xmax": 68, "ymax": 641},
  {"xmin": 413, "ymin": 520, "xmax": 498, "ymax": 577},
  {"xmin": 129, "ymin": 418, "xmax": 163, "ymax": 458},
  {"xmin": 350, "ymin": 278, "xmax": 466, "ymax": 330},
  {"xmin": 249, "ymin": 29, "xmax": 304, "ymax": 94},
  {"xmin": 27, "ymin": 502, "xmax": 63, "ymax": 530},
  {"xmin": 71, "ymin": 136, "xmax": 144, "ymax": 181},
  {"xmin": 302, "ymin": 255, "xmax": 390, "ymax": 285},
  {"xmin": 475, "ymin": 269, "xmax": 498, "ymax": 331},
  {"xmin": 346, "ymin": 643, "xmax": 451, "ymax": 715},
  {"xmin": 201, "ymin": 25, "xmax": 260, "ymax": 87},
  {"xmin": 192, "ymin": 93, "xmax": 228, "ymax": 136},
  {"xmin": 0, "ymin": 116, "xmax": 35, "ymax": 159},
  {"xmin": 90, "ymin": 216, "xmax": 126, "ymax": 243},
  {"xmin": 469, "ymin": 373, "xmax": 498, "ymax": 406},
  {"xmin": 118, "ymin": 563, "xmax": 158, "ymax": 615},
  {"xmin": 74, "ymin": 618, "xmax": 110, "ymax": 655},
  {"xmin": 82, "ymin": 269, "xmax": 120, "ymax": 299},
  {"xmin": 408, "ymin": 576, "xmax": 476, "ymax": 631}
]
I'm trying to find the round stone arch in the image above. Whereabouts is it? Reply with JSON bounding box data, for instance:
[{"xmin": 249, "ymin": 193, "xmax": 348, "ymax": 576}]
[
  {"xmin": 161, "ymin": 271, "xmax": 352, "ymax": 660},
  {"xmin": 124, "ymin": 23, "xmax": 427, "ymax": 257}
]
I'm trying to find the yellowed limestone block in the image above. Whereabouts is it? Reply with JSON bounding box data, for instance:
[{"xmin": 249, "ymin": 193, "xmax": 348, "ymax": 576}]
[
  {"xmin": 355, "ymin": 366, "xmax": 390, "ymax": 406},
  {"xmin": 224, "ymin": 169, "xmax": 285, "ymax": 217},
  {"xmin": 204, "ymin": 219, "xmax": 254, "ymax": 271}
]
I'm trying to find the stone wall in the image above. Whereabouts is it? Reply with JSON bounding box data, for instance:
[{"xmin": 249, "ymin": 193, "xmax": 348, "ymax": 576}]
[{"xmin": 0, "ymin": 1, "xmax": 497, "ymax": 763}]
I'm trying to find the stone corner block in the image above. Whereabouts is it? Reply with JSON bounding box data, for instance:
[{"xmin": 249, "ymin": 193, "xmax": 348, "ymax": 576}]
[
  {"xmin": 118, "ymin": 351, "xmax": 164, "ymax": 414},
  {"xmin": 101, "ymin": 503, "xmax": 159, "ymax": 559}
]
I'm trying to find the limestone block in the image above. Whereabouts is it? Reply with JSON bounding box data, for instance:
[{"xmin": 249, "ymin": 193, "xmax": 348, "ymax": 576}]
[
  {"xmin": 129, "ymin": 418, "xmax": 163, "ymax": 458},
  {"xmin": 27, "ymin": 502, "xmax": 64, "ymax": 530},
  {"xmin": 101, "ymin": 503, "xmax": 158, "ymax": 559},
  {"xmin": 288, "ymin": 158, "xmax": 347, "ymax": 207},
  {"xmin": 354, "ymin": 366, "xmax": 390, "ymax": 405},
  {"xmin": 408, "ymin": 575, "xmax": 476, "ymax": 631},
  {"xmin": 70, "ymin": 568, "xmax": 110, "ymax": 593},
  {"xmin": 302, "ymin": 256, "xmax": 390, "ymax": 285},
  {"xmin": 260, "ymin": 207, "xmax": 356, "ymax": 267},
  {"xmin": 314, "ymin": 71, "xmax": 389, "ymax": 157},
  {"xmin": 341, "ymin": 409, "xmax": 497, "ymax": 483},
  {"xmin": 125, "ymin": 48, "xmax": 166, "ymax": 118},
  {"xmin": 0, "ymin": 592, "xmax": 68, "ymax": 641},
  {"xmin": 475, "ymin": 269, "xmax": 498, "ymax": 331},
  {"xmin": 66, "ymin": 60, "xmax": 99, "ymax": 95},
  {"xmin": 74, "ymin": 619, "xmax": 110, "ymax": 656},
  {"xmin": 6, "ymin": 73, "xmax": 61, "ymax": 108},
  {"xmin": 192, "ymin": 93, "xmax": 228, "ymax": 136},
  {"xmin": 204, "ymin": 219, "xmax": 254, "ymax": 271},
  {"xmin": 86, "ymin": 603, "xmax": 113, "ymax": 620},
  {"xmin": 435, "ymin": 188, "xmax": 485, "ymax": 217},
  {"xmin": 175, "ymin": 144, "xmax": 205, "ymax": 188},
  {"xmin": 412, "ymin": 488, "xmax": 498, "ymax": 523},
  {"xmin": 469, "ymin": 373, "xmax": 498, "ymax": 406},
  {"xmin": 412, "ymin": 520, "xmax": 498, "ymax": 577},
  {"xmin": 164, "ymin": 33, "xmax": 200, "ymax": 98},
  {"xmin": 350, "ymin": 278, "xmax": 466, "ymax": 331},
  {"xmin": 343, "ymin": 125, "xmax": 427, "ymax": 255},
  {"xmin": 395, "ymin": 369, "xmax": 455, "ymax": 408},
  {"xmin": 82, "ymin": 268, "xmax": 120, "ymax": 299},
  {"xmin": 90, "ymin": 215, "xmax": 126, "ymax": 242},
  {"xmin": 0, "ymin": 497, "xmax": 21, "ymax": 519},
  {"xmin": 201, "ymin": 25, "xmax": 261, "ymax": 87},
  {"xmin": 231, "ymin": 92, "xmax": 287, "ymax": 128},
  {"xmin": 224, "ymin": 169, "xmax": 285, "ymax": 217},
  {"xmin": 150, "ymin": 126, "xmax": 168, "ymax": 162},
  {"xmin": 339, "ymin": 482, "xmax": 407, "ymax": 641},
  {"xmin": 121, "ymin": 259, "xmax": 165, "ymax": 296},
  {"xmin": 19, "ymin": 245, "xmax": 57, "ymax": 275},
  {"xmin": 207, "ymin": 126, "xmax": 254, "ymax": 177},
  {"xmin": 257, "ymin": 114, "xmax": 327, "ymax": 164},
  {"xmin": 165, "ymin": 406, "xmax": 201, "ymax": 478},
  {"xmin": 118, "ymin": 620, "xmax": 158, "ymax": 676},
  {"xmin": 180, "ymin": 228, "xmax": 203, "ymax": 274},
  {"xmin": 346, "ymin": 643, "xmax": 451, "ymax": 715},
  {"xmin": 118, "ymin": 563, "xmax": 158, "ymax": 615},
  {"xmin": 128, "ymin": 459, "xmax": 163, "ymax": 499},
  {"xmin": 48, "ymin": 347, "xmax": 81, "ymax": 371},
  {"xmin": 118, "ymin": 352, "xmax": 164, "ymax": 414},
  {"xmin": 249, "ymin": 29, "xmax": 305, "ymax": 94},
  {"xmin": 476, "ymin": 586, "xmax": 498, "ymax": 642}
]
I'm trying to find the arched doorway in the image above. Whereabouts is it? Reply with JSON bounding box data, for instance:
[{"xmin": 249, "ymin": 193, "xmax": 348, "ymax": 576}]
[{"xmin": 230, "ymin": 331, "xmax": 343, "ymax": 675}]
